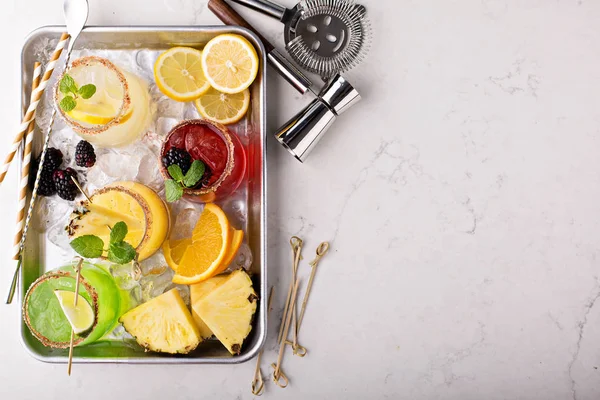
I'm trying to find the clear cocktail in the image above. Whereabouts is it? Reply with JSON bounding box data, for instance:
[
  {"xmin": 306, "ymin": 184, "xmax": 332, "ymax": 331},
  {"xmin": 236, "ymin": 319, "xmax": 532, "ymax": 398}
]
[{"xmin": 55, "ymin": 56, "xmax": 151, "ymax": 147}]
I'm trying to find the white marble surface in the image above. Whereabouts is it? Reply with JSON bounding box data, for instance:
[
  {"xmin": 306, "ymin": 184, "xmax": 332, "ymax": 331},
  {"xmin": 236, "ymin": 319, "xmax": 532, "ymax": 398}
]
[{"xmin": 1, "ymin": 0, "xmax": 600, "ymax": 399}]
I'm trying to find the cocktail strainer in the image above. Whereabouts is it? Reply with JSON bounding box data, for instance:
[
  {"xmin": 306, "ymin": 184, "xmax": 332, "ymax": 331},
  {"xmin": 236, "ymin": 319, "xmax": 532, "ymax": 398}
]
[{"xmin": 230, "ymin": 0, "xmax": 371, "ymax": 78}]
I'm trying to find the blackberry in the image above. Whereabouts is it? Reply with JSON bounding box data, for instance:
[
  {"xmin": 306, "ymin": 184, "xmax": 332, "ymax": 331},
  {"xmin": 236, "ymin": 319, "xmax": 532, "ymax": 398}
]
[
  {"xmin": 42, "ymin": 147, "xmax": 63, "ymax": 171},
  {"xmin": 31, "ymin": 147, "xmax": 63, "ymax": 196},
  {"xmin": 53, "ymin": 168, "xmax": 79, "ymax": 201},
  {"xmin": 36, "ymin": 170, "xmax": 56, "ymax": 197},
  {"xmin": 75, "ymin": 140, "xmax": 96, "ymax": 168},
  {"xmin": 162, "ymin": 147, "xmax": 192, "ymax": 175}
]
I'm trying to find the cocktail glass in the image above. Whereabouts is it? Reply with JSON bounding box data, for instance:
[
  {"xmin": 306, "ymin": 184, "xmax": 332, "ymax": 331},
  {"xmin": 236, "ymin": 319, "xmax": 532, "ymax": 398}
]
[
  {"xmin": 160, "ymin": 119, "xmax": 247, "ymax": 202},
  {"xmin": 67, "ymin": 181, "xmax": 171, "ymax": 262},
  {"xmin": 23, "ymin": 261, "xmax": 131, "ymax": 348},
  {"xmin": 54, "ymin": 56, "xmax": 151, "ymax": 148}
]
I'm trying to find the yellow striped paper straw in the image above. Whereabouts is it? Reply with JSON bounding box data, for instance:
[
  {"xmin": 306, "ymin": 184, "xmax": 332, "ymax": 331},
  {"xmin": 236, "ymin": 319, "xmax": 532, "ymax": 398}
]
[{"xmin": 13, "ymin": 62, "xmax": 42, "ymax": 260}]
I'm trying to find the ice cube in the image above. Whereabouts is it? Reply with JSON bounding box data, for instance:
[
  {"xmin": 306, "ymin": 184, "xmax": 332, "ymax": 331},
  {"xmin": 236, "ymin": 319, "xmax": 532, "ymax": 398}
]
[
  {"xmin": 183, "ymin": 102, "xmax": 200, "ymax": 120},
  {"xmin": 221, "ymin": 198, "xmax": 246, "ymax": 227},
  {"xmin": 33, "ymin": 196, "xmax": 71, "ymax": 232},
  {"xmin": 32, "ymin": 37, "xmax": 56, "ymax": 65},
  {"xmin": 169, "ymin": 205, "xmax": 202, "ymax": 240},
  {"xmin": 155, "ymin": 94, "xmax": 185, "ymax": 118},
  {"xmin": 109, "ymin": 262, "xmax": 141, "ymax": 291},
  {"xmin": 47, "ymin": 127, "xmax": 76, "ymax": 165},
  {"xmin": 141, "ymin": 129, "xmax": 163, "ymax": 153},
  {"xmin": 86, "ymin": 151, "xmax": 140, "ymax": 192},
  {"xmin": 225, "ymin": 242, "xmax": 253, "ymax": 272},
  {"xmin": 135, "ymin": 51, "xmax": 158, "ymax": 81},
  {"xmin": 138, "ymin": 251, "xmax": 167, "ymax": 274},
  {"xmin": 130, "ymin": 284, "xmax": 143, "ymax": 305},
  {"xmin": 46, "ymin": 221, "xmax": 73, "ymax": 253},
  {"xmin": 139, "ymin": 269, "xmax": 174, "ymax": 303},
  {"xmin": 156, "ymin": 117, "xmax": 179, "ymax": 138}
]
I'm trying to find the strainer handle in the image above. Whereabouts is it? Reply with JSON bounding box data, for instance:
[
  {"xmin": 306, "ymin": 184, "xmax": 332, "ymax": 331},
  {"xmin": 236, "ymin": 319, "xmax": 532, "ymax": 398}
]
[{"xmin": 229, "ymin": 0, "xmax": 286, "ymax": 21}]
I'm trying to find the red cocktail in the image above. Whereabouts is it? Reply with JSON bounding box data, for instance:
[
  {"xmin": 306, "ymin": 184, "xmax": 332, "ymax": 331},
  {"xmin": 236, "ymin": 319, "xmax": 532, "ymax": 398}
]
[{"xmin": 160, "ymin": 119, "xmax": 246, "ymax": 202}]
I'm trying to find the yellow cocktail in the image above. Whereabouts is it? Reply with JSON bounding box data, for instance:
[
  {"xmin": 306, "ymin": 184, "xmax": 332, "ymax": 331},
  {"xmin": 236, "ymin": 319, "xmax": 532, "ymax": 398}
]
[{"xmin": 67, "ymin": 181, "xmax": 170, "ymax": 261}]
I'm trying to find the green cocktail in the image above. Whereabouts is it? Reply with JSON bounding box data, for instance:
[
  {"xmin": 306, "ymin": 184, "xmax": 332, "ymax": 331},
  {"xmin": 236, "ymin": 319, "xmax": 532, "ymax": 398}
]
[{"xmin": 23, "ymin": 261, "xmax": 131, "ymax": 348}]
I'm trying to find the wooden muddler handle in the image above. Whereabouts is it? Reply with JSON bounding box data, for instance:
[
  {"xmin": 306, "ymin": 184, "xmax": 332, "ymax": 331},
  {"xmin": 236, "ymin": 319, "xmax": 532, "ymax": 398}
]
[{"xmin": 208, "ymin": 0, "xmax": 275, "ymax": 53}]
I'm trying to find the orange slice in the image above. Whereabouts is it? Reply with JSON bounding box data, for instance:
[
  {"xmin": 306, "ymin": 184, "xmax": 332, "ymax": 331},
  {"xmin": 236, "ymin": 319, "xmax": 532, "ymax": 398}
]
[
  {"xmin": 215, "ymin": 228, "xmax": 244, "ymax": 274},
  {"xmin": 172, "ymin": 204, "xmax": 231, "ymax": 285},
  {"xmin": 163, "ymin": 238, "xmax": 192, "ymax": 271}
]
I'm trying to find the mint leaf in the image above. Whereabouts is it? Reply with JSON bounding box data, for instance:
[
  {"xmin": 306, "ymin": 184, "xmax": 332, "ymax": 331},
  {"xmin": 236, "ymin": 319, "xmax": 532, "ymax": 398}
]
[
  {"xmin": 167, "ymin": 164, "xmax": 185, "ymax": 182},
  {"xmin": 79, "ymin": 84, "xmax": 96, "ymax": 100},
  {"xmin": 183, "ymin": 160, "xmax": 205, "ymax": 188},
  {"xmin": 70, "ymin": 235, "xmax": 104, "ymax": 259},
  {"xmin": 60, "ymin": 96, "xmax": 77, "ymax": 112},
  {"xmin": 110, "ymin": 221, "xmax": 128, "ymax": 244},
  {"xmin": 165, "ymin": 179, "xmax": 184, "ymax": 202},
  {"xmin": 59, "ymin": 74, "xmax": 77, "ymax": 94},
  {"xmin": 107, "ymin": 241, "xmax": 136, "ymax": 264}
]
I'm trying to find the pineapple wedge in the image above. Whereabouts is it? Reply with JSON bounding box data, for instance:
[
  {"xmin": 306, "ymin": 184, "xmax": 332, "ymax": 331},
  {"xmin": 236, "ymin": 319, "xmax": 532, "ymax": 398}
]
[
  {"xmin": 195, "ymin": 270, "xmax": 258, "ymax": 355},
  {"xmin": 190, "ymin": 275, "xmax": 228, "ymax": 339},
  {"xmin": 119, "ymin": 289, "xmax": 201, "ymax": 354}
]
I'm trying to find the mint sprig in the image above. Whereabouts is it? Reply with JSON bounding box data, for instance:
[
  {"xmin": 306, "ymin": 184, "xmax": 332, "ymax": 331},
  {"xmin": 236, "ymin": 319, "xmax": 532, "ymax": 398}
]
[
  {"xmin": 58, "ymin": 73, "xmax": 97, "ymax": 112},
  {"xmin": 70, "ymin": 235, "xmax": 104, "ymax": 259},
  {"xmin": 165, "ymin": 160, "xmax": 206, "ymax": 202},
  {"xmin": 69, "ymin": 221, "xmax": 137, "ymax": 264}
]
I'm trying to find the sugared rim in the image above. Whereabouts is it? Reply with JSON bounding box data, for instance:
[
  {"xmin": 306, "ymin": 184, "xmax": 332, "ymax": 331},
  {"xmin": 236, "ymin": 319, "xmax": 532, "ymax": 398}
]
[
  {"xmin": 159, "ymin": 119, "xmax": 235, "ymax": 196},
  {"xmin": 54, "ymin": 56, "xmax": 131, "ymax": 136},
  {"xmin": 67, "ymin": 184, "xmax": 152, "ymax": 259},
  {"xmin": 23, "ymin": 266, "xmax": 99, "ymax": 349}
]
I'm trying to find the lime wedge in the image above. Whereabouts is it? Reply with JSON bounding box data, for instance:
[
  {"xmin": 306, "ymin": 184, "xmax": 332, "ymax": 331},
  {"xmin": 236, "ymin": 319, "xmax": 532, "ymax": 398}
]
[{"xmin": 54, "ymin": 290, "xmax": 95, "ymax": 335}]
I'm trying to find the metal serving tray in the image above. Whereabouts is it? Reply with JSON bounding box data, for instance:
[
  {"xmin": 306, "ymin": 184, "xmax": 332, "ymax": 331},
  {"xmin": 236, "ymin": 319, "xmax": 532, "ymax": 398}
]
[{"xmin": 18, "ymin": 26, "xmax": 267, "ymax": 364}]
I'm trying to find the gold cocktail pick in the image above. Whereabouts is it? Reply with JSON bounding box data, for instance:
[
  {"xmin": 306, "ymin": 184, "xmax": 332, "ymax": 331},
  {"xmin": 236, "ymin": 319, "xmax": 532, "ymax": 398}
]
[
  {"xmin": 67, "ymin": 257, "xmax": 84, "ymax": 376},
  {"xmin": 70, "ymin": 175, "xmax": 92, "ymax": 203},
  {"xmin": 272, "ymin": 279, "xmax": 300, "ymax": 388},
  {"xmin": 251, "ymin": 286, "xmax": 275, "ymax": 396},
  {"xmin": 277, "ymin": 236, "xmax": 303, "ymax": 344},
  {"xmin": 286, "ymin": 241, "xmax": 330, "ymax": 357},
  {"xmin": 296, "ymin": 242, "xmax": 329, "ymax": 331}
]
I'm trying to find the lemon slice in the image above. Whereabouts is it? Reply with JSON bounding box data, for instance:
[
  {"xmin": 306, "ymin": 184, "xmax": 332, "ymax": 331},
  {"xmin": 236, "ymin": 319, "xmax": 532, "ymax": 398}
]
[
  {"xmin": 67, "ymin": 102, "xmax": 133, "ymax": 126},
  {"xmin": 154, "ymin": 47, "xmax": 211, "ymax": 102},
  {"xmin": 201, "ymin": 34, "xmax": 259, "ymax": 94},
  {"xmin": 194, "ymin": 87, "xmax": 250, "ymax": 125},
  {"xmin": 54, "ymin": 290, "xmax": 95, "ymax": 335}
]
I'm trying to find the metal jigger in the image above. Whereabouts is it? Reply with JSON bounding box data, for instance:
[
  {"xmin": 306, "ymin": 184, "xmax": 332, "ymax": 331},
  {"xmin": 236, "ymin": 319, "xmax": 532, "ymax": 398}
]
[{"xmin": 275, "ymin": 74, "xmax": 361, "ymax": 162}]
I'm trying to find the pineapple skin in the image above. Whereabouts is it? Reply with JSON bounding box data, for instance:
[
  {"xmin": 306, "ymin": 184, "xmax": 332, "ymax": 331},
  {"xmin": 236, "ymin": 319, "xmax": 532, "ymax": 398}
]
[
  {"xmin": 195, "ymin": 270, "xmax": 258, "ymax": 355},
  {"xmin": 119, "ymin": 289, "xmax": 201, "ymax": 354}
]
